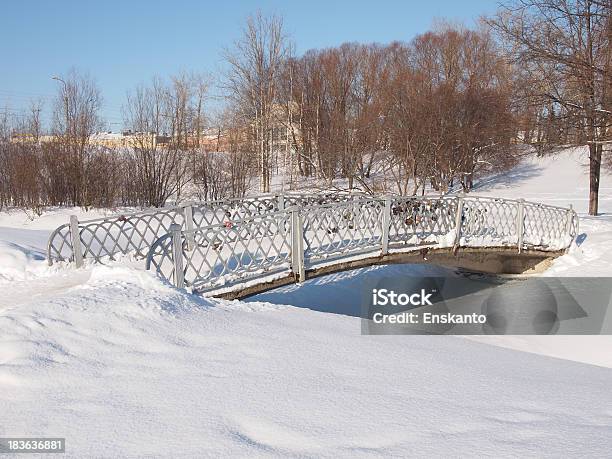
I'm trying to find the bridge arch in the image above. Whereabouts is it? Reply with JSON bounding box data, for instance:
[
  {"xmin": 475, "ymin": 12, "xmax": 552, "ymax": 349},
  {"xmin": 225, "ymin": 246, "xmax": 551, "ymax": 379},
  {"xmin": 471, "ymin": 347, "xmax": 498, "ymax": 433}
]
[
  {"xmin": 144, "ymin": 195, "xmax": 578, "ymax": 297},
  {"xmin": 46, "ymin": 193, "xmax": 578, "ymax": 298},
  {"xmin": 213, "ymin": 246, "xmax": 564, "ymax": 300}
]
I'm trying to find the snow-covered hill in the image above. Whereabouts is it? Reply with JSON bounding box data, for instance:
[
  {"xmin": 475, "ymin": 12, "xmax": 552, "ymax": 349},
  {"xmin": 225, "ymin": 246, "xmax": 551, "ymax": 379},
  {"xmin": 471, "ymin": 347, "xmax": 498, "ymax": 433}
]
[
  {"xmin": 468, "ymin": 146, "xmax": 612, "ymax": 277},
  {"xmin": 473, "ymin": 146, "xmax": 612, "ymax": 212},
  {"xmin": 1, "ymin": 146, "xmax": 611, "ymax": 457},
  {"xmin": 2, "ymin": 265, "xmax": 612, "ymax": 457}
]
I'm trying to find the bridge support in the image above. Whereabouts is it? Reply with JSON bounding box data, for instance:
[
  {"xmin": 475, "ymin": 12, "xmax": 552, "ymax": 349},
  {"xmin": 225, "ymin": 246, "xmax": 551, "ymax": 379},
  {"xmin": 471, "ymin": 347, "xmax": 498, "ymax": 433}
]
[
  {"xmin": 215, "ymin": 247, "xmax": 564, "ymax": 300},
  {"xmin": 170, "ymin": 223, "xmax": 185, "ymax": 289},
  {"xmin": 381, "ymin": 196, "xmax": 391, "ymax": 255},
  {"xmin": 182, "ymin": 202, "xmax": 195, "ymax": 251},
  {"xmin": 453, "ymin": 196, "xmax": 464, "ymax": 251},
  {"xmin": 517, "ymin": 199, "xmax": 525, "ymax": 253}
]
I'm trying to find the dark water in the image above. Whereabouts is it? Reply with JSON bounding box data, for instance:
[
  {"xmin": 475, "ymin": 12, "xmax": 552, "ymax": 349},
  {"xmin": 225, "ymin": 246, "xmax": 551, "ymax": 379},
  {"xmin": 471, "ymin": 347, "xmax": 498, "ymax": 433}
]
[
  {"xmin": 245, "ymin": 263, "xmax": 470, "ymax": 316},
  {"xmin": 246, "ymin": 266, "xmax": 612, "ymax": 335}
]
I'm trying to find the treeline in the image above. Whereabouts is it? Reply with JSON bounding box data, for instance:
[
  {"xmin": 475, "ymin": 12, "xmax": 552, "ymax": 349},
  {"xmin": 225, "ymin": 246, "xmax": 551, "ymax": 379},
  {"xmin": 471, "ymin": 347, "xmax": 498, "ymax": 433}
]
[
  {"xmin": 222, "ymin": 18, "xmax": 518, "ymax": 196},
  {"xmin": 1, "ymin": 0, "xmax": 610, "ymax": 214},
  {"xmin": 0, "ymin": 140, "xmax": 253, "ymax": 211},
  {"xmin": 0, "ymin": 72, "xmax": 253, "ymax": 211},
  {"xmin": 225, "ymin": 0, "xmax": 611, "ymax": 213},
  {"xmin": 281, "ymin": 29, "xmax": 516, "ymax": 194}
]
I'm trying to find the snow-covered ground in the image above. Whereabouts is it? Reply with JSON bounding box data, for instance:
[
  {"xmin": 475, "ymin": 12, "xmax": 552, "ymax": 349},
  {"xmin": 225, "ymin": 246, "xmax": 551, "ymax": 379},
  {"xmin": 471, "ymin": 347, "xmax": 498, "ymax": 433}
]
[
  {"xmin": 471, "ymin": 147, "xmax": 612, "ymax": 277},
  {"xmin": 1, "ymin": 146, "xmax": 612, "ymax": 457}
]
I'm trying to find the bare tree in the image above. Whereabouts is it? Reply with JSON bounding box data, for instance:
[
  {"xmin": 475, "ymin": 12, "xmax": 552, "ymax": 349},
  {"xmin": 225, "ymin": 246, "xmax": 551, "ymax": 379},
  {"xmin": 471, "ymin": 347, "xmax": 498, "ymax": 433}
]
[
  {"xmin": 123, "ymin": 74, "xmax": 210, "ymax": 207},
  {"xmin": 489, "ymin": 0, "xmax": 612, "ymax": 215},
  {"xmin": 224, "ymin": 11, "xmax": 290, "ymax": 192},
  {"xmin": 193, "ymin": 107, "xmax": 254, "ymax": 200},
  {"xmin": 378, "ymin": 28, "xmax": 516, "ymax": 195},
  {"xmin": 51, "ymin": 69, "xmax": 103, "ymax": 207}
]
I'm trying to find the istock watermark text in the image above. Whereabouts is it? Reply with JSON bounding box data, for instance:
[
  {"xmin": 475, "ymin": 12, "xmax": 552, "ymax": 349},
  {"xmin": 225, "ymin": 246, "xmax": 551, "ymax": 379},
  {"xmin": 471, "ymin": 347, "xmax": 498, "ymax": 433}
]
[{"xmin": 372, "ymin": 288, "xmax": 435, "ymax": 306}]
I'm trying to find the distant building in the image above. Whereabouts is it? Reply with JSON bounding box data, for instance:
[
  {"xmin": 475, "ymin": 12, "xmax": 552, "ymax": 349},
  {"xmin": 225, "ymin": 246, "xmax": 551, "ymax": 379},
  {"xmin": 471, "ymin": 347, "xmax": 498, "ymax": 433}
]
[
  {"xmin": 10, "ymin": 131, "xmax": 170, "ymax": 149},
  {"xmin": 270, "ymin": 101, "xmax": 301, "ymax": 156},
  {"xmin": 8, "ymin": 123, "xmax": 276, "ymax": 153},
  {"xmin": 90, "ymin": 131, "xmax": 172, "ymax": 149},
  {"xmin": 186, "ymin": 128, "xmax": 230, "ymax": 152}
]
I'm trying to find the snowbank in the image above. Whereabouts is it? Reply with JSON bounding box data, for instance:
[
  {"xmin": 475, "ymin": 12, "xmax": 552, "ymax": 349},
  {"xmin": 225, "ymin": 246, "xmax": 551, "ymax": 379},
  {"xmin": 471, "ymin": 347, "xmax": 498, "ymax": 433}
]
[
  {"xmin": 472, "ymin": 146, "xmax": 612, "ymax": 214},
  {"xmin": 0, "ymin": 240, "xmax": 49, "ymax": 282},
  {"xmin": 1, "ymin": 270, "xmax": 611, "ymax": 457}
]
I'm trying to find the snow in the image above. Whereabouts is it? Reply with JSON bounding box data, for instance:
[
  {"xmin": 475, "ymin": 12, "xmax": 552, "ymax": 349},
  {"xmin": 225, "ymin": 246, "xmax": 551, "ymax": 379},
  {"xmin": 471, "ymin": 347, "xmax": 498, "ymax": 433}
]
[
  {"xmin": 469, "ymin": 147, "xmax": 612, "ymax": 277},
  {"xmin": 0, "ymin": 206, "xmax": 136, "ymax": 234},
  {"xmin": 472, "ymin": 147, "xmax": 611, "ymax": 211},
  {"xmin": 0, "ymin": 240, "xmax": 47, "ymax": 281},
  {"xmin": 1, "ymin": 146, "xmax": 612, "ymax": 456},
  {"xmin": 1, "ymin": 265, "xmax": 611, "ymax": 457}
]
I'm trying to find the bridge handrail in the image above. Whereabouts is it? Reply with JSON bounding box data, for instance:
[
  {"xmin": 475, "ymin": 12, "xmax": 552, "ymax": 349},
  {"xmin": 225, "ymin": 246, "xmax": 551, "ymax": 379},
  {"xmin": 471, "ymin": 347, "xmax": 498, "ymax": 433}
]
[
  {"xmin": 145, "ymin": 210, "xmax": 294, "ymax": 292},
  {"xmin": 47, "ymin": 193, "xmax": 578, "ymax": 295},
  {"xmin": 46, "ymin": 192, "xmax": 361, "ymax": 266},
  {"xmin": 144, "ymin": 195, "xmax": 578, "ymax": 295},
  {"xmin": 46, "ymin": 205, "xmax": 186, "ymax": 265}
]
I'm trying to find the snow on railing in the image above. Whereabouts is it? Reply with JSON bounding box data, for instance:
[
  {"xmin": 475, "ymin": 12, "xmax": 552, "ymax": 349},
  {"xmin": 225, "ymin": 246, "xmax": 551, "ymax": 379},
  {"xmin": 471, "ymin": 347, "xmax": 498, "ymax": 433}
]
[
  {"xmin": 46, "ymin": 193, "xmax": 578, "ymax": 294},
  {"xmin": 46, "ymin": 192, "xmax": 362, "ymax": 266},
  {"xmin": 46, "ymin": 206, "xmax": 185, "ymax": 266},
  {"xmin": 144, "ymin": 196, "xmax": 578, "ymax": 295}
]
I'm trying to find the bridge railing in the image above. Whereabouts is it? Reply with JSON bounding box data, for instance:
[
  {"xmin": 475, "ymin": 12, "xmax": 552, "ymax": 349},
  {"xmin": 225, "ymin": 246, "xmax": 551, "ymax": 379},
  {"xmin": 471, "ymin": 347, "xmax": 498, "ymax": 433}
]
[
  {"xmin": 144, "ymin": 196, "xmax": 579, "ymax": 295},
  {"xmin": 46, "ymin": 193, "xmax": 578, "ymax": 293},
  {"xmin": 46, "ymin": 192, "xmax": 361, "ymax": 267},
  {"xmin": 301, "ymin": 198, "xmax": 386, "ymax": 266},
  {"xmin": 388, "ymin": 196, "xmax": 459, "ymax": 248},
  {"xmin": 46, "ymin": 206, "xmax": 186, "ymax": 266},
  {"xmin": 146, "ymin": 210, "xmax": 293, "ymax": 292}
]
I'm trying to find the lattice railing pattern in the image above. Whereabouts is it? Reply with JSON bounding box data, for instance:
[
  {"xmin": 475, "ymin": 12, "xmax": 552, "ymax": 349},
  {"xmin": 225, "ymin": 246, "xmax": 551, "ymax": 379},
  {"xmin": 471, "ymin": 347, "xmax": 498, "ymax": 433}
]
[
  {"xmin": 302, "ymin": 198, "xmax": 385, "ymax": 264},
  {"xmin": 388, "ymin": 196, "xmax": 457, "ymax": 247},
  {"xmin": 192, "ymin": 196, "xmax": 280, "ymax": 228},
  {"xmin": 80, "ymin": 209, "xmax": 184, "ymax": 260},
  {"xmin": 191, "ymin": 193, "xmax": 359, "ymax": 228},
  {"xmin": 156, "ymin": 211, "xmax": 292, "ymax": 293},
  {"xmin": 283, "ymin": 192, "xmax": 363, "ymax": 208},
  {"xmin": 47, "ymin": 224, "xmax": 73, "ymax": 262},
  {"xmin": 47, "ymin": 208, "xmax": 184, "ymax": 264},
  {"xmin": 522, "ymin": 202, "xmax": 576, "ymax": 249},
  {"xmin": 144, "ymin": 195, "xmax": 577, "ymax": 294},
  {"xmin": 459, "ymin": 197, "xmax": 520, "ymax": 246},
  {"xmin": 47, "ymin": 193, "xmax": 360, "ymax": 265}
]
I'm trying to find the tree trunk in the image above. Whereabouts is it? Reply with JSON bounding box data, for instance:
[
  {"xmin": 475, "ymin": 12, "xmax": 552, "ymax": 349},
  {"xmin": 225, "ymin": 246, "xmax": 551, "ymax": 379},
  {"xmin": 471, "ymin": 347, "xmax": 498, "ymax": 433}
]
[{"xmin": 589, "ymin": 143, "xmax": 602, "ymax": 215}]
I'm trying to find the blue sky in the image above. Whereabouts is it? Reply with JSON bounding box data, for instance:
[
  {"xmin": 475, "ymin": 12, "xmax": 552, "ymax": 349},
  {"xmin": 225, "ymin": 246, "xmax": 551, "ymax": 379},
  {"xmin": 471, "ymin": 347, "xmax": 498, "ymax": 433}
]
[{"xmin": 1, "ymin": 0, "xmax": 498, "ymax": 129}]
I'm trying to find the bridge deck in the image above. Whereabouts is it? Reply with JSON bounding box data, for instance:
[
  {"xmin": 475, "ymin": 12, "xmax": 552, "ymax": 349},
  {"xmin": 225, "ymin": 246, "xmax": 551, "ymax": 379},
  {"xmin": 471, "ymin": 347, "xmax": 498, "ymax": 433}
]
[{"xmin": 213, "ymin": 246, "xmax": 563, "ymax": 300}]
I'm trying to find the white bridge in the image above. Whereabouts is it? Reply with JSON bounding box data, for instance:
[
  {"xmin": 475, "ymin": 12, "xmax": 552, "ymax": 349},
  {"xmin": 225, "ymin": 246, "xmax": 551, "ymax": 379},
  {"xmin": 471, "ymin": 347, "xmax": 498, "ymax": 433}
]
[{"xmin": 47, "ymin": 193, "xmax": 579, "ymax": 298}]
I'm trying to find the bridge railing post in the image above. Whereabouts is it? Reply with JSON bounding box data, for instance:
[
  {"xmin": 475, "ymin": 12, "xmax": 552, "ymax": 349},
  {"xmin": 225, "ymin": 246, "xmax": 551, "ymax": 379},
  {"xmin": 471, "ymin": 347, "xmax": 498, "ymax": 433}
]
[
  {"xmin": 277, "ymin": 193, "xmax": 285, "ymax": 212},
  {"xmin": 381, "ymin": 196, "xmax": 391, "ymax": 255},
  {"xmin": 453, "ymin": 196, "xmax": 464, "ymax": 251},
  {"xmin": 181, "ymin": 202, "xmax": 195, "ymax": 251},
  {"xmin": 169, "ymin": 223, "xmax": 185, "ymax": 289},
  {"xmin": 516, "ymin": 199, "xmax": 525, "ymax": 253},
  {"xmin": 69, "ymin": 215, "xmax": 84, "ymax": 268},
  {"xmin": 565, "ymin": 204, "xmax": 575, "ymax": 243},
  {"xmin": 277, "ymin": 193, "xmax": 286, "ymax": 237},
  {"xmin": 290, "ymin": 206, "xmax": 305, "ymax": 283}
]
